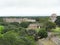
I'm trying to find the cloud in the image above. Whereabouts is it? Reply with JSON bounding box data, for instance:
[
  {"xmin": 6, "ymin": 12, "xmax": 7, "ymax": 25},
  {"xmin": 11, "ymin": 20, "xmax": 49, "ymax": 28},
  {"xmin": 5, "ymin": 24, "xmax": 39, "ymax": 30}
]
[
  {"xmin": 0, "ymin": 0, "xmax": 59, "ymax": 8},
  {"xmin": 0, "ymin": 0, "xmax": 60, "ymax": 16}
]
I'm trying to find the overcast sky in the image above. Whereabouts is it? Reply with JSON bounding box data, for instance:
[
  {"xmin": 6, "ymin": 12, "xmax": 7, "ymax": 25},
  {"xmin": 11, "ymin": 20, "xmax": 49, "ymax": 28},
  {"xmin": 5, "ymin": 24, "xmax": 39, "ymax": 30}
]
[{"xmin": 0, "ymin": 0, "xmax": 60, "ymax": 16}]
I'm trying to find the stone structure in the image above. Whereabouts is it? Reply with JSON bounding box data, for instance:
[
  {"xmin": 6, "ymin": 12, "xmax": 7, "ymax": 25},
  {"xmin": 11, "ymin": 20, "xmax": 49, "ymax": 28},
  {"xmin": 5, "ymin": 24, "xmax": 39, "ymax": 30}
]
[
  {"xmin": 50, "ymin": 13, "xmax": 57, "ymax": 22},
  {"xmin": 27, "ymin": 23, "xmax": 40, "ymax": 29},
  {"xmin": 3, "ymin": 18, "xmax": 36, "ymax": 23}
]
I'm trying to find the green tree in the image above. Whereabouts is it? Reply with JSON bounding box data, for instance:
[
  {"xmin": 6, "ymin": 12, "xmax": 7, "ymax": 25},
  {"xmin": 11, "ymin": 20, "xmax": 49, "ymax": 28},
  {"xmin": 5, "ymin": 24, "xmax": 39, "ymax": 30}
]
[
  {"xmin": 0, "ymin": 22, "xmax": 8, "ymax": 26},
  {"xmin": 27, "ymin": 29, "xmax": 36, "ymax": 36},
  {"xmin": 20, "ymin": 22, "xmax": 31, "ymax": 28},
  {"xmin": 36, "ymin": 17, "xmax": 49, "ymax": 23},
  {"xmin": 0, "ymin": 25, "xmax": 4, "ymax": 33},
  {"xmin": 55, "ymin": 16, "xmax": 60, "ymax": 27},
  {"xmin": 9, "ymin": 22, "xmax": 19, "ymax": 26},
  {"xmin": 0, "ymin": 17, "xmax": 3, "ymax": 22},
  {"xmin": 38, "ymin": 28, "xmax": 48, "ymax": 39},
  {"xmin": 45, "ymin": 21, "xmax": 56, "ymax": 31},
  {"xmin": 0, "ymin": 30, "xmax": 36, "ymax": 45}
]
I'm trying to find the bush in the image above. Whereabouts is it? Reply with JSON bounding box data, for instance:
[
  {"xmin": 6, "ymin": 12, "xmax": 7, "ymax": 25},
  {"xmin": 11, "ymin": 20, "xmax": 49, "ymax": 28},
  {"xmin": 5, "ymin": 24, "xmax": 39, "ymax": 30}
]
[
  {"xmin": 45, "ymin": 21, "xmax": 56, "ymax": 31},
  {"xmin": 20, "ymin": 22, "xmax": 31, "ymax": 28},
  {"xmin": 55, "ymin": 16, "xmax": 60, "ymax": 27},
  {"xmin": 9, "ymin": 22, "xmax": 19, "ymax": 26},
  {"xmin": 0, "ymin": 25, "xmax": 4, "ymax": 33},
  {"xmin": 38, "ymin": 28, "xmax": 48, "ymax": 39},
  {"xmin": 0, "ymin": 30, "xmax": 36, "ymax": 45},
  {"xmin": 27, "ymin": 29, "xmax": 36, "ymax": 36}
]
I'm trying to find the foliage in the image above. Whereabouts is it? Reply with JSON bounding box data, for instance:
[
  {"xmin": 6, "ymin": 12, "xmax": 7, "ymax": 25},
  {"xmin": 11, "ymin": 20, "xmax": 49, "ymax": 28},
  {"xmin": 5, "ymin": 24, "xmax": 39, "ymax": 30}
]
[
  {"xmin": 55, "ymin": 16, "xmax": 60, "ymax": 27},
  {"xmin": 27, "ymin": 29, "xmax": 36, "ymax": 36},
  {"xmin": 0, "ymin": 27, "xmax": 36, "ymax": 45},
  {"xmin": 1, "ymin": 25, "xmax": 17, "ymax": 34},
  {"xmin": 38, "ymin": 28, "xmax": 48, "ymax": 39},
  {"xmin": 20, "ymin": 22, "xmax": 31, "ymax": 28},
  {"xmin": 52, "ymin": 27, "xmax": 60, "ymax": 33},
  {"xmin": 36, "ymin": 17, "xmax": 49, "ymax": 23},
  {"xmin": 9, "ymin": 22, "xmax": 19, "ymax": 26},
  {"xmin": 0, "ymin": 18, "xmax": 3, "ymax": 22},
  {"xmin": 0, "ymin": 17, "xmax": 54, "ymax": 45},
  {"xmin": 0, "ymin": 22, "xmax": 9, "ymax": 26},
  {"xmin": 45, "ymin": 21, "xmax": 56, "ymax": 31},
  {"xmin": 0, "ymin": 25, "xmax": 4, "ymax": 33}
]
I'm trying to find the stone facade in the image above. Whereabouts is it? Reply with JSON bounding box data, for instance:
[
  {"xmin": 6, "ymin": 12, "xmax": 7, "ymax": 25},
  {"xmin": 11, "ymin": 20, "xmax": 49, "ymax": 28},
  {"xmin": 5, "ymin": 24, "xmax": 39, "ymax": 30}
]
[
  {"xmin": 27, "ymin": 23, "xmax": 40, "ymax": 29},
  {"xmin": 3, "ymin": 18, "xmax": 36, "ymax": 23},
  {"xmin": 50, "ymin": 13, "xmax": 57, "ymax": 22}
]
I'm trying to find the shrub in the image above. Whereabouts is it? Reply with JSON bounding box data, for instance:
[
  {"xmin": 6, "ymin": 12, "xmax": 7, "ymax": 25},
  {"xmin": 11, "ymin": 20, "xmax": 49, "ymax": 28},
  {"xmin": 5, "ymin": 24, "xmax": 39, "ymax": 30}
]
[
  {"xmin": 38, "ymin": 28, "xmax": 48, "ymax": 39},
  {"xmin": 20, "ymin": 22, "xmax": 31, "ymax": 28},
  {"xmin": 45, "ymin": 21, "xmax": 56, "ymax": 31},
  {"xmin": 0, "ymin": 25, "xmax": 4, "ymax": 33}
]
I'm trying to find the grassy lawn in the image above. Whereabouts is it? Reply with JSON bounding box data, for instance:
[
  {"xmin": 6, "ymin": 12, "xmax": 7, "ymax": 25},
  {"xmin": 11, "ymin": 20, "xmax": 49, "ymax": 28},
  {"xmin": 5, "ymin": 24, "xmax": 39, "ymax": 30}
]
[
  {"xmin": 52, "ymin": 27, "xmax": 60, "ymax": 33},
  {"xmin": 35, "ymin": 28, "xmax": 40, "ymax": 33},
  {"xmin": 52, "ymin": 27, "xmax": 60, "ymax": 38}
]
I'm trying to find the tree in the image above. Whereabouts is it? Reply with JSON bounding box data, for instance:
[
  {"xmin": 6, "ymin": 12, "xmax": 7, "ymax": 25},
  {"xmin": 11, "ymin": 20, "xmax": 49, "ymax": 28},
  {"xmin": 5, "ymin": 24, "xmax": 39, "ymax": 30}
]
[
  {"xmin": 0, "ymin": 25, "xmax": 4, "ymax": 33},
  {"xmin": 27, "ymin": 29, "xmax": 36, "ymax": 36},
  {"xmin": 55, "ymin": 16, "xmax": 60, "ymax": 27},
  {"xmin": 9, "ymin": 22, "xmax": 19, "ymax": 26},
  {"xmin": 36, "ymin": 17, "xmax": 49, "ymax": 23},
  {"xmin": 20, "ymin": 22, "xmax": 31, "ymax": 28},
  {"xmin": 0, "ymin": 30, "xmax": 36, "ymax": 45},
  {"xmin": 0, "ymin": 22, "xmax": 8, "ymax": 26},
  {"xmin": 45, "ymin": 21, "xmax": 56, "ymax": 31},
  {"xmin": 0, "ymin": 17, "xmax": 3, "ymax": 22},
  {"xmin": 38, "ymin": 28, "xmax": 48, "ymax": 39}
]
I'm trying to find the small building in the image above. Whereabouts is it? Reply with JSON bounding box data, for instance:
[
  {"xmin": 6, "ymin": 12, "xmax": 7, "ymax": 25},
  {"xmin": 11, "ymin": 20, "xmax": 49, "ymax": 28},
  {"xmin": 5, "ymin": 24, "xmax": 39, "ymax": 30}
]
[{"xmin": 27, "ymin": 23, "xmax": 40, "ymax": 30}]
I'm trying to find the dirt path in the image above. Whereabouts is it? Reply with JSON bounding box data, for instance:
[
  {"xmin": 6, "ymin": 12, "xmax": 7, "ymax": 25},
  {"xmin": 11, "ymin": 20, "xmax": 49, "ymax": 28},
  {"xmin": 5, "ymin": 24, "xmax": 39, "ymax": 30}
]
[
  {"xmin": 51, "ymin": 37, "xmax": 60, "ymax": 45},
  {"xmin": 38, "ymin": 39, "xmax": 56, "ymax": 45}
]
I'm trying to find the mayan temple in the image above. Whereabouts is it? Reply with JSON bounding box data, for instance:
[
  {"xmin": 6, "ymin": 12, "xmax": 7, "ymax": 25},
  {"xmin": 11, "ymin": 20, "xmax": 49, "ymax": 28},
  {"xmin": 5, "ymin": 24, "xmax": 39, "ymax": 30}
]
[{"xmin": 50, "ymin": 13, "xmax": 57, "ymax": 22}]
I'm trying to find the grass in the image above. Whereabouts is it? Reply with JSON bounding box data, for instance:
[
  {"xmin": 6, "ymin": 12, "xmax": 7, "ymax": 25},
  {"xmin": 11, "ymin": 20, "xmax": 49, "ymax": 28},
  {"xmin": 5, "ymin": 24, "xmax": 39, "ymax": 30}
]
[
  {"xmin": 35, "ymin": 28, "xmax": 40, "ymax": 32},
  {"xmin": 52, "ymin": 27, "xmax": 60, "ymax": 38},
  {"xmin": 52, "ymin": 27, "xmax": 60, "ymax": 33}
]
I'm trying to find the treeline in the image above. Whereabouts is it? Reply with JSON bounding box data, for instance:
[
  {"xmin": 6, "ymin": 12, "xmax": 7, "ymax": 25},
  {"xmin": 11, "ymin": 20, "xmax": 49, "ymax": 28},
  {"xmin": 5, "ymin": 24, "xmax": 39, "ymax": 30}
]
[{"xmin": 0, "ymin": 16, "xmax": 60, "ymax": 45}]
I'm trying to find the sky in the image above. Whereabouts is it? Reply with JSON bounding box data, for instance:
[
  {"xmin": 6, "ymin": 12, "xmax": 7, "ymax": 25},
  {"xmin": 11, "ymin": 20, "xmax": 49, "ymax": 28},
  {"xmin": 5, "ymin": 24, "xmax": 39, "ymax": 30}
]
[{"xmin": 0, "ymin": 0, "xmax": 60, "ymax": 16}]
